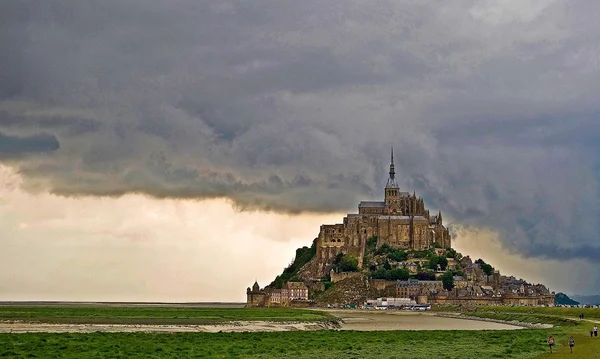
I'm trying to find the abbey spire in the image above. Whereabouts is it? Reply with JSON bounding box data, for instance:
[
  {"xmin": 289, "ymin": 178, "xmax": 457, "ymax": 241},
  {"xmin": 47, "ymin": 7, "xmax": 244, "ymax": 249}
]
[{"xmin": 385, "ymin": 146, "xmax": 399, "ymax": 189}]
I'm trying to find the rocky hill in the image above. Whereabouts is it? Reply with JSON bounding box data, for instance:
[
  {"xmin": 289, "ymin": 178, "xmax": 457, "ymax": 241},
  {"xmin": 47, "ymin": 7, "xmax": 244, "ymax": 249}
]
[
  {"xmin": 555, "ymin": 292, "xmax": 580, "ymax": 306},
  {"xmin": 265, "ymin": 233, "xmax": 554, "ymax": 306}
]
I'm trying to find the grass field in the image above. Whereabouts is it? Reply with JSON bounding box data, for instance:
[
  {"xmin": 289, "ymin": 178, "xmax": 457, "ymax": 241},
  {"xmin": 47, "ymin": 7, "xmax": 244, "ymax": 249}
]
[
  {"xmin": 1, "ymin": 306, "xmax": 599, "ymax": 358},
  {"xmin": 476, "ymin": 306, "xmax": 600, "ymax": 320},
  {"xmin": 434, "ymin": 305, "xmax": 600, "ymax": 321},
  {"xmin": 0, "ymin": 306, "xmax": 335, "ymax": 325},
  {"xmin": 0, "ymin": 329, "xmax": 555, "ymax": 359},
  {"xmin": 460, "ymin": 307, "xmax": 600, "ymax": 359}
]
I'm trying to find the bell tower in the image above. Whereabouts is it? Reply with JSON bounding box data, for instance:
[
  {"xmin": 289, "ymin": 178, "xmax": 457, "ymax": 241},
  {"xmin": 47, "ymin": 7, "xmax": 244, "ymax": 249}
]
[{"xmin": 385, "ymin": 147, "xmax": 400, "ymax": 214}]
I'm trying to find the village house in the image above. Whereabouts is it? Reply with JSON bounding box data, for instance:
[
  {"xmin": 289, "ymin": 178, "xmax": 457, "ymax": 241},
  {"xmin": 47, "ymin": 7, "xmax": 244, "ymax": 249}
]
[{"xmin": 246, "ymin": 281, "xmax": 309, "ymax": 307}]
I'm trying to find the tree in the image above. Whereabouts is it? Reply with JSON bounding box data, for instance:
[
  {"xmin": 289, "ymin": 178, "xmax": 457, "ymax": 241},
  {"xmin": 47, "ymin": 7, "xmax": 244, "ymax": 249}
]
[
  {"xmin": 428, "ymin": 256, "xmax": 439, "ymax": 271},
  {"xmin": 413, "ymin": 249, "xmax": 435, "ymax": 259},
  {"xmin": 475, "ymin": 258, "xmax": 494, "ymax": 276},
  {"xmin": 441, "ymin": 271, "xmax": 454, "ymax": 291},
  {"xmin": 370, "ymin": 268, "xmax": 387, "ymax": 279},
  {"xmin": 362, "ymin": 254, "xmax": 370, "ymax": 267},
  {"xmin": 268, "ymin": 238, "xmax": 318, "ymax": 288},
  {"xmin": 383, "ymin": 261, "xmax": 392, "ymax": 270},
  {"xmin": 416, "ymin": 271, "xmax": 436, "ymax": 280},
  {"xmin": 366, "ymin": 236, "xmax": 378, "ymax": 253},
  {"xmin": 388, "ymin": 268, "xmax": 410, "ymax": 281},
  {"xmin": 339, "ymin": 254, "xmax": 359, "ymax": 272},
  {"xmin": 481, "ymin": 263, "xmax": 494, "ymax": 276},
  {"xmin": 428, "ymin": 255, "xmax": 448, "ymax": 271},
  {"xmin": 388, "ymin": 249, "xmax": 408, "ymax": 262},
  {"xmin": 438, "ymin": 256, "xmax": 448, "ymax": 271},
  {"xmin": 333, "ymin": 253, "xmax": 345, "ymax": 266},
  {"xmin": 375, "ymin": 243, "xmax": 393, "ymax": 255}
]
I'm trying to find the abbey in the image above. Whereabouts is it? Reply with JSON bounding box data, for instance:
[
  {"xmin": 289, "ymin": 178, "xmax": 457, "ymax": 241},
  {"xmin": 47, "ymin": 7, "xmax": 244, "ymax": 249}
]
[{"xmin": 316, "ymin": 149, "xmax": 451, "ymax": 271}]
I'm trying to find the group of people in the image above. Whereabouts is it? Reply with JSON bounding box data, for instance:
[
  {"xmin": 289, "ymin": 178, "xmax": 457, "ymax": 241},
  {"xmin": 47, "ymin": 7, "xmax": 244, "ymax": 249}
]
[
  {"xmin": 546, "ymin": 335, "xmax": 575, "ymax": 354},
  {"xmin": 547, "ymin": 326, "xmax": 598, "ymax": 354}
]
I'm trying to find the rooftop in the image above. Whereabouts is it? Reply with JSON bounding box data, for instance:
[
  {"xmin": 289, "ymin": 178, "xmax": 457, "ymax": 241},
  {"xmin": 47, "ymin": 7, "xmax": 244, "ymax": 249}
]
[{"xmin": 358, "ymin": 201, "xmax": 386, "ymax": 207}]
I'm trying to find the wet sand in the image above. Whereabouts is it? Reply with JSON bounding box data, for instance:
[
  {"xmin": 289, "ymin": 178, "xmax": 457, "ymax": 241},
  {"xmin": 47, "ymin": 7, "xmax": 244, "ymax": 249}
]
[
  {"xmin": 327, "ymin": 310, "xmax": 523, "ymax": 331},
  {"xmin": 0, "ymin": 321, "xmax": 331, "ymax": 333}
]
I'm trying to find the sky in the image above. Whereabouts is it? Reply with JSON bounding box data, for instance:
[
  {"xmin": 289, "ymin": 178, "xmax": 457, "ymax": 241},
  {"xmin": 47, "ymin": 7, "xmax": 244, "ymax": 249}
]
[{"xmin": 1, "ymin": 0, "xmax": 600, "ymax": 301}]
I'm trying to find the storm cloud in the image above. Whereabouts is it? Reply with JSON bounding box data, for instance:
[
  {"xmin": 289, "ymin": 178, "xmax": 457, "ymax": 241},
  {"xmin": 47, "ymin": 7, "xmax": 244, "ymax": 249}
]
[
  {"xmin": 2, "ymin": 1, "xmax": 600, "ymax": 275},
  {"xmin": 0, "ymin": 132, "xmax": 59, "ymax": 158}
]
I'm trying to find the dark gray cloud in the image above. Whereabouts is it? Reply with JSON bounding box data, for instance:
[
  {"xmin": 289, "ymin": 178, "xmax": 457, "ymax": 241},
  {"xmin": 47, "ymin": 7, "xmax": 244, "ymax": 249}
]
[
  {"xmin": 0, "ymin": 132, "xmax": 59, "ymax": 158},
  {"xmin": 2, "ymin": 0, "xmax": 600, "ymax": 283}
]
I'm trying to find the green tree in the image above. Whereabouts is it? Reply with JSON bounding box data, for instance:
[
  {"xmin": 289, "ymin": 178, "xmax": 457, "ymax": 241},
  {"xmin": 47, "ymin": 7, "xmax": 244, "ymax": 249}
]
[
  {"xmin": 339, "ymin": 255, "xmax": 359, "ymax": 272},
  {"xmin": 366, "ymin": 236, "xmax": 378, "ymax": 253},
  {"xmin": 375, "ymin": 243, "xmax": 393, "ymax": 255},
  {"xmin": 383, "ymin": 261, "xmax": 392, "ymax": 270},
  {"xmin": 481, "ymin": 263, "xmax": 494, "ymax": 276},
  {"xmin": 412, "ymin": 250, "xmax": 434, "ymax": 259},
  {"xmin": 333, "ymin": 253, "xmax": 345, "ymax": 265},
  {"xmin": 438, "ymin": 256, "xmax": 448, "ymax": 271},
  {"xmin": 387, "ymin": 249, "xmax": 408, "ymax": 262},
  {"xmin": 362, "ymin": 254, "xmax": 370, "ymax": 267},
  {"xmin": 370, "ymin": 268, "xmax": 387, "ymax": 279},
  {"xmin": 475, "ymin": 258, "xmax": 494, "ymax": 276},
  {"xmin": 268, "ymin": 238, "xmax": 318, "ymax": 288},
  {"xmin": 416, "ymin": 271, "xmax": 436, "ymax": 280},
  {"xmin": 428, "ymin": 256, "xmax": 440, "ymax": 271},
  {"xmin": 441, "ymin": 271, "xmax": 454, "ymax": 291},
  {"xmin": 388, "ymin": 268, "xmax": 410, "ymax": 281}
]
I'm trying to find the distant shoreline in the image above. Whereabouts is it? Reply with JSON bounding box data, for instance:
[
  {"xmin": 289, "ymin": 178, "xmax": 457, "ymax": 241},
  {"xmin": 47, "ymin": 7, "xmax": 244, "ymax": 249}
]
[{"xmin": 0, "ymin": 301, "xmax": 246, "ymax": 308}]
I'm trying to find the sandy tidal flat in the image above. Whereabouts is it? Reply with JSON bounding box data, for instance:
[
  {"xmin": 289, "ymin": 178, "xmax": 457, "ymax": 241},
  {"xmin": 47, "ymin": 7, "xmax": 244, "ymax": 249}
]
[
  {"xmin": 329, "ymin": 310, "xmax": 524, "ymax": 331},
  {"xmin": 0, "ymin": 311, "xmax": 523, "ymax": 333},
  {"xmin": 0, "ymin": 321, "xmax": 332, "ymax": 333}
]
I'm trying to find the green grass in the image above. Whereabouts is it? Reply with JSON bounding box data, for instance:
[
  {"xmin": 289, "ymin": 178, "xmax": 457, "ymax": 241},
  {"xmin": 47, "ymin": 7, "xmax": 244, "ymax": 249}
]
[
  {"xmin": 463, "ymin": 311, "xmax": 579, "ymax": 327},
  {"xmin": 477, "ymin": 306, "xmax": 600, "ymax": 321},
  {"xmin": 0, "ymin": 329, "xmax": 555, "ymax": 359},
  {"xmin": 440, "ymin": 306, "xmax": 600, "ymax": 358},
  {"xmin": 0, "ymin": 306, "xmax": 334, "ymax": 325},
  {"xmin": 434, "ymin": 305, "xmax": 600, "ymax": 321},
  {"xmin": 2, "ymin": 306, "xmax": 600, "ymax": 358}
]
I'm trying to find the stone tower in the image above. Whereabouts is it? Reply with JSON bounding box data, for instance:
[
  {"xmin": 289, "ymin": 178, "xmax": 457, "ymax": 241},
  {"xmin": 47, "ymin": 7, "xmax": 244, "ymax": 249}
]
[{"xmin": 384, "ymin": 147, "xmax": 401, "ymax": 215}]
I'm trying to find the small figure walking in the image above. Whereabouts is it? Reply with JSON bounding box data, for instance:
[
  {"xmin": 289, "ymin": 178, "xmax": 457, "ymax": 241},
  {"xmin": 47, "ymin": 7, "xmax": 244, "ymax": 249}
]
[
  {"xmin": 595, "ymin": 326, "xmax": 598, "ymax": 337},
  {"xmin": 592, "ymin": 329, "xmax": 594, "ymax": 338},
  {"xmin": 547, "ymin": 335, "xmax": 555, "ymax": 353},
  {"xmin": 569, "ymin": 336, "xmax": 575, "ymax": 354}
]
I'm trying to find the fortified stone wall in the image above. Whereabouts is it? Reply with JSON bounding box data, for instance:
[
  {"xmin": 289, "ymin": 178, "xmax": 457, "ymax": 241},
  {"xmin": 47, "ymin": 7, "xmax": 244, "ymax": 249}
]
[
  {"xmin": 431, "ymin": 294, "xmax": 555, "ymax": 306},
  {"xmin": 330, "ymin": 271, "xmax": 363, "ymax": 283}
]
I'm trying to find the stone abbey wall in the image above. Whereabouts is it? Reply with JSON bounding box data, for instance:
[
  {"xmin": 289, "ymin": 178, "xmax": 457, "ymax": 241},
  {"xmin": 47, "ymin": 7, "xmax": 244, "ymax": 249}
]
[{"xmin": 311, "ymin": 150, "xmax": 452, "ymax": 277}]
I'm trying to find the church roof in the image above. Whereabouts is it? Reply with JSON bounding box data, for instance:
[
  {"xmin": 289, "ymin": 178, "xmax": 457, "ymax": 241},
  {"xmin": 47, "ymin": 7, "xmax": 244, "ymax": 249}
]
[
  {"xmin": 386, "ymin": 147, "xmax": 399, "ymax": 189},
  {"xmin": 358, "ymin": 201, "xmax": 386, "ymax": 207},
  {"xmin": 380, "ymin": 215, "xmax": 428, "ymax": 221},
  {"xmin": 385, "ymin": 178, "xmax": 399, "ymax": 189}
]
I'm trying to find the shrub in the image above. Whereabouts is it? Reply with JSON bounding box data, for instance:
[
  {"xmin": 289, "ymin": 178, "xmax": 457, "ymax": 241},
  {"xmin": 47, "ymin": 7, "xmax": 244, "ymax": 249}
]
[
  {"xmin": 387, "ymin": 249, "xmax": 408, "ymax": 262},
  {"xmin": 441, "ymin": 271, "xmax": 454, "ymax": 291},
  {"xmin": 339, "ymin": 255, "xmax": 359, "ymax": 272}
]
